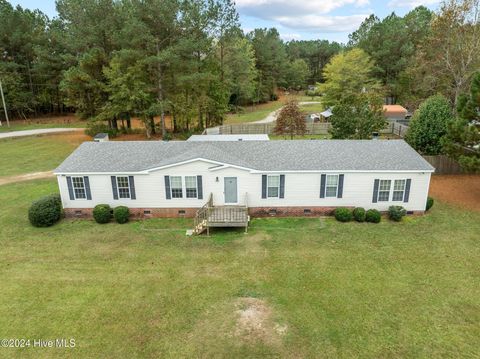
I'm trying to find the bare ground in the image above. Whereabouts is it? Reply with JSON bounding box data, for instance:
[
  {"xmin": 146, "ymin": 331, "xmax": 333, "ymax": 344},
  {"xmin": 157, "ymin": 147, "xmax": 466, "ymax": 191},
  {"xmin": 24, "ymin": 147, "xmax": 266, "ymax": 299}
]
[
  {"xmin": 0, "ymin": 171, "xmax": 54, "ymax": 186},
  {"xmin": 429, "ymin": 174, "xmax": 480, "ymax": 211}
]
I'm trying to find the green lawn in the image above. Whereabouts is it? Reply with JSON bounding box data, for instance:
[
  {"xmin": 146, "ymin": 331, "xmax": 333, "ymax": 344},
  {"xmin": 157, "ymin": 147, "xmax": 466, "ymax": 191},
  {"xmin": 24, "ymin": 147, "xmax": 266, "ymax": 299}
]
[
  {"xmin": 225, "ymin": 101, "xmax": 285, "ymax": 124},
  {"xmin": 0, "ymin": 122, "xmax": 86, "ymax": 133},
  {"xmin": 300, "ymin": 103, "xmax": 324, "ymax": 113},
  {"xmin": 0, "ymin": 135, "xmax": 86, "ymax": 177},
  {"xmin": 0, "ymin": 178, "xmax": 479, "ymax": 358}
]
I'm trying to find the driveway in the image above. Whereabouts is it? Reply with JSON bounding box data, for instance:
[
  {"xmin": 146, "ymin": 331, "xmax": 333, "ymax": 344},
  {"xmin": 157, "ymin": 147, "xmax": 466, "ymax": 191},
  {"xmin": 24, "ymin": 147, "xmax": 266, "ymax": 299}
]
[
  {"xmin": 0, "ymin": 128, "xmax": 84, "ymax": 139},
  {"xmin": 0, "ymin": 171, "xmax": 54, "ymax": 186},
  {"xmin": 253, "ymin": 101, "xmax": 321, "ymax": 124}
]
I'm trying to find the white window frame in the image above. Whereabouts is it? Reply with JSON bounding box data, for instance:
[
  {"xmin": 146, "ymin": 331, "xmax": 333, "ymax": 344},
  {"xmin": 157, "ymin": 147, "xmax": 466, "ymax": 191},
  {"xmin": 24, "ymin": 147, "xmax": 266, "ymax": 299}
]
[
  {"xmin": 185, "ymin": 176, "xmax": 198, "ymax": 199},
  {"xmin": 170, "ymin": 176, "xmax": 183, "ymax": 199},
  {"xmin": 377, "ymin": 180, "xmax": 391, "ymax": 202},
  {"xmin": 72, "ymin": 176, "xmax": 87, "ymax": 200},
  {"xmin": 392, "ymin": 179, "xmax": 406, "ymax": 202},
  {"xmin": 325, "ymin": 174, "xmax": 339, "ymax": 198},
  {"xmin": 267, "ymin": 175, "xmax": 280, "ymax": 198},
  {"xmin": 116, "ymin": 176, "xmax": 131, "ymax": 199}
]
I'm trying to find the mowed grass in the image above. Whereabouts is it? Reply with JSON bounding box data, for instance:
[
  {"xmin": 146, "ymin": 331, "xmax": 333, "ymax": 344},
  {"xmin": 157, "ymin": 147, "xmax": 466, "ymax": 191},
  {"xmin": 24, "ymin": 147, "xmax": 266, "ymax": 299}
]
[
  {"xmin": 0, "ymin": 121, "xmax": 85, "ymax": 133},
  {"xmin": 225, "ymin": 100, "xmax": 286, "ymax": 124},
  {"xmin": 0, "ymin": 179, "xmax": 479, "ymax": 358},
  {"xmin": 0, "ymin": 133, "xmax": 88, "ymax": 177}
]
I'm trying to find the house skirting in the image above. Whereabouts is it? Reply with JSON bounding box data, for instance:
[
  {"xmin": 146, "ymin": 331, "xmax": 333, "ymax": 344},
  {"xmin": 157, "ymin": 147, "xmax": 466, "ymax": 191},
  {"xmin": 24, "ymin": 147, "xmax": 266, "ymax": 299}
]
[{"xmin": 64, "ymin": 206, "xmax": 425, "ymax": 219}]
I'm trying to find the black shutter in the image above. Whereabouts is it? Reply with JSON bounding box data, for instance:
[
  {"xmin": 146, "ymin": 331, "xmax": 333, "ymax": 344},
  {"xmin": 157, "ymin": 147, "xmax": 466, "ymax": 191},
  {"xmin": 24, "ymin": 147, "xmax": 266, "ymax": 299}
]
[
  {"xmin": 84, "ymin": 176, "xmax": 92, "ymax": 200},
  {"xmin": 261, "ymin": 175, "xmax": 267, "ymax": 199},
  {"xmin": 279, "ymin": 175, "xmax": 285, "ymax": 198},
  {"xmin": 111, "ymin": 176, "xmax": 118, "ymax": 200},
  {"xmin": 197, "ymin": 175, "xmax": 203, "ymax": 199},
  {"xmin": 337, "ymin": 174, "xmax": 344, "ymax": 198},
  {"xmin": 66, "ymin": 176, "xmax": 75, "ymax": 200},
  {"xmin": 372, "ymin": 179, "xmax": 379, "ymax": 203},
  {"xmin": 320, "ymin": 174, "xmax": 326, "ymax": 198},
  {"xmin": 165, "ymin": 176, "xmax": 171, "ymax": 200},
  {"xmin": 129, "ymin": 176, "xmax": 136, "ymax": 200},
  {"xmin": 404, "ymin": 179, "xmax": 411, "ymax": 203}
]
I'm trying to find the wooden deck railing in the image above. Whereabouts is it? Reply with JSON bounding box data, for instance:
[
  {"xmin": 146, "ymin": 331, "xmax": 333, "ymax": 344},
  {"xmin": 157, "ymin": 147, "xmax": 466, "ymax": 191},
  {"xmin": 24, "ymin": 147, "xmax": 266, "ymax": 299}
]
[{"xmin": 194, "ymin": 192, "xmax": 249, "ymax": 235}]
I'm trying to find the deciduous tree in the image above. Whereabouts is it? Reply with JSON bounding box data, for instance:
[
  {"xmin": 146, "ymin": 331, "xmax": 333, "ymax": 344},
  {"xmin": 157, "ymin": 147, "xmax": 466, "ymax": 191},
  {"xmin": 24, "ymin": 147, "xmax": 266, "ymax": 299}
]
[{"xmin": 274, "ymin": 100, "xmax": 306, "ymax": 139}]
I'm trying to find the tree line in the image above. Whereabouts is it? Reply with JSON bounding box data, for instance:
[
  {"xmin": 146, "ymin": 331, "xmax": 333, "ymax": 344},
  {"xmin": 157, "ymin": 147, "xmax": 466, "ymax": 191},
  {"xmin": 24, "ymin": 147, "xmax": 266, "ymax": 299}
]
[{"xmin": 0, "ymin": 0, "xmax": 341, "ymax": 134}]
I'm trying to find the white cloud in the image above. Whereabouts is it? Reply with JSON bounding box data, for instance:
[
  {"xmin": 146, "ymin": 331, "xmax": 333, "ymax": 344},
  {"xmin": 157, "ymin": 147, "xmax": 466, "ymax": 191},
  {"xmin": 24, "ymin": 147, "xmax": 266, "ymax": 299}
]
[
  {"xmin": 280, "ymin": 33, "xmax": 302, "ymax": 41},
  {"xmin": 388, "ymin": 0, "xmax": 439, "ymax": 8},
  {"xmin": 236, "ymin": 0, "xmax": 370, "ymax": 33},
  {"xmin": 276, "ymin": 14, "xmax": 370, "ymax": 32}
]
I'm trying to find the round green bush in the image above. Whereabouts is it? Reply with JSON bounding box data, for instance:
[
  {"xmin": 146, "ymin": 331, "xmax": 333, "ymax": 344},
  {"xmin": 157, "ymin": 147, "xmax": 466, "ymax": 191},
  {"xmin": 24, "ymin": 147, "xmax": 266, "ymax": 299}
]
[
  {"xmin": 388, "ymin": 205, "xmax": 406, "ymax": 222},
  {"xmin": 113, "ymin": 206, "xmax": 130, "ymax": 224},
  {"xmin": 365, "ymin": 209, "xmax": 381, "ymax": 223},
  {"xmin": 426, "ymin": 197, "xmax": 434, "ymax": 211},
  {"xmin": 352, "ymin": 207, "xmax": 366, "ymax": 222},
  {"xmin": 93, "ymin": 204, "xmax": 112, "ymax": 224},
  {"xmin": 28, "ymin": 194, "xmax": 63, "ymax": 227},
  {"xmin": 334, "ymin": 207, "xmax": 353, "ymax": 222}
]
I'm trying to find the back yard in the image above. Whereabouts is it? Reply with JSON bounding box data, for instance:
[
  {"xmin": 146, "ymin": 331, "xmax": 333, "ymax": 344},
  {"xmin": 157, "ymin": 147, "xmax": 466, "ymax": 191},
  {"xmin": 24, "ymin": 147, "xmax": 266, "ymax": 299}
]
[{"xmin": 0, "ymin": 176, "xmax": 479, "ymax": 358}]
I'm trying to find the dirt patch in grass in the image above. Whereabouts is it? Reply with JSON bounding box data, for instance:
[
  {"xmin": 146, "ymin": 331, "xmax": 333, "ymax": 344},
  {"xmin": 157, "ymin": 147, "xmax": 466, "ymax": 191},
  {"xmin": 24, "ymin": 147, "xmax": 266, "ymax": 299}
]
[
  {"xmin": 429, "ymin": 174, "xmax": 480, "ymax": 211},
  {"xmin": 235, "ymin": 297, "xmax": 287, "ymax": 346},
  {"xmin": 0, "ymin": 171, "xmax": 54, "ymax": 186}
]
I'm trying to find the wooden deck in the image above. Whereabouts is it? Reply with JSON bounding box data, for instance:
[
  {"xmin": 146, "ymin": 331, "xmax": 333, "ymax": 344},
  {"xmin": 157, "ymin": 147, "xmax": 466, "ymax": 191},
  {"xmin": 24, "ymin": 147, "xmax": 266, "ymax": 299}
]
[{"xmin": 193, "ymin": 194, "xmax": 249, "ymax": 235}]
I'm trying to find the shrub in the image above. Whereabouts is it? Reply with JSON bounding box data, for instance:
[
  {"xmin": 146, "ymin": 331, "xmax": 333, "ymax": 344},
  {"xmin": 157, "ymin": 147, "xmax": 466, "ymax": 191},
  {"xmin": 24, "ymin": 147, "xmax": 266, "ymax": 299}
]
[
  {"xmin": 352, "ymin": 207, "xmax": 366, "ymax": 222},
  {"xmin": 426, "ymin": 197, "xmax": 434, "ymax": 211},
  {"xmin": 334, "ymin": 207, "xmax": 352, "ymax": 222},
  {"xmin": 388, "ymin": 206, "xmax": 407, "ymax": 222},
  {"xmin": 113, "ymin": 206, "xmax": 130, "ymax": 224},
  {"xmin": 365, "ymin": 209, "xmax": 381, "ymax": 223},
  {"xmin": 28, "ymin": 194, "xmax": 63, "ymax": 227},
  {"xmin": 93, "ymin": 204, "xmax": 112, "ymax": 224},
  {"xmin": 85, "ymin": 122, "xmax": 117, "ymax": 138}
]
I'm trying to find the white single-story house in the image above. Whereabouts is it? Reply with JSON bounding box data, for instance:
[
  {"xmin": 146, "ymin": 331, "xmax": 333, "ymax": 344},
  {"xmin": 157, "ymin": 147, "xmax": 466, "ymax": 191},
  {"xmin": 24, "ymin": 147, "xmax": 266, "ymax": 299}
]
[
  {"xmin": 187, "ymin": 134, "xmax": 269, "ymax": 141},
  {"xmin": 54, "ymin": 140, "xmax": 434, "ymax": 219}
]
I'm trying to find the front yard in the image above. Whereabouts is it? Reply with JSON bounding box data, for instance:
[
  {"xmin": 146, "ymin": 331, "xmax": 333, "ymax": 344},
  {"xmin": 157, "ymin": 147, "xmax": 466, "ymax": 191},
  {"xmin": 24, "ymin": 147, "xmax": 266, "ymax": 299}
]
[{"xmin": 1, "ymin": 178, "xmax": 479, "ymax": 358}]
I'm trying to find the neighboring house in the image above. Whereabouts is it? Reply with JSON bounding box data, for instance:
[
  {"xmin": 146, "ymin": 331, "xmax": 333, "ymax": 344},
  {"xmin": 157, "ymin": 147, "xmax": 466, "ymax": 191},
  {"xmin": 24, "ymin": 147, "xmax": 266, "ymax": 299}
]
[
  {"xmin": 187, "ymin": 134, "xmax": 269, "ymax": 141},
  {"xmin": 383, "ymin": 105, "xmax": 408, "ymax": 122},
  {"xmin": 54, "ymin": 140, "xmax": 434, "ymax": 219}
]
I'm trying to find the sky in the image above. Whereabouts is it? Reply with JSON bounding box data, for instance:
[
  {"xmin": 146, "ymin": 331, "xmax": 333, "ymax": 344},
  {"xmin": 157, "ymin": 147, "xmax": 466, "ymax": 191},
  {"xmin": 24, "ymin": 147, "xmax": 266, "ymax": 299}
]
[{"xmin": 9, "ymin": 0, "xmax": 441, "ymax": 43}]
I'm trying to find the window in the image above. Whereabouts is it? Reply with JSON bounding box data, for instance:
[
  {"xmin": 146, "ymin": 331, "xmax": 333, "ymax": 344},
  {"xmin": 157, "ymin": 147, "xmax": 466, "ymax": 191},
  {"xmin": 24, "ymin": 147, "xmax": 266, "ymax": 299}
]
[
  {"xmin": 378, "ymin": 180, "xmax": 391, "ymax": 201},
  {"xmin": 267, "ymin": 175, "xmax": 280, "ymax": 198},
  {"xmin": 393, "ymin": 179, "xmax": 406, "ymax": 201},
  {"xmin": 170, "ymin": 176, "xmax": 183, "ymax": 198},
  {"xmin": 72, "ymin": 176, "xmax": 86, "ymax": 199},
  {"xmin": 325, "ymin": 175, "xmax": 339, "ymax": 197},
  {"xmin": 117, "ymin": 176, "xmax": 130, "ymax": 199},
  {"xmin": 185, "ymin": 176, "xmax": 197, "ymax": 198}
]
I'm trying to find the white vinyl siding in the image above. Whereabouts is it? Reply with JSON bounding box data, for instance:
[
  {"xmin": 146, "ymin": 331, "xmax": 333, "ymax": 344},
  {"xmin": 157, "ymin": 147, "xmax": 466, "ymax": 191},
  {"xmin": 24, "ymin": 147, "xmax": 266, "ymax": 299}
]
[
  {"xmin": 57, "ymin": 160, "xmax": 431, "ymax": 212},
  {"xmin": 185, "ymin": 176, "xmax": 198, "ymax": 198},
  {"xmin": 325, "ymin": 175, "xmax": 339, "ymax": 197},
  {"xmin": 117, "ymin": 176, "xmax": 131, "ymax": 199},
  {"xmin": 72, "ymin": 176, "xmax": 86, "ymax": 199},
  {"xmin": 267, "ymin": 175, "xmax": 280, "ymax": 198}
]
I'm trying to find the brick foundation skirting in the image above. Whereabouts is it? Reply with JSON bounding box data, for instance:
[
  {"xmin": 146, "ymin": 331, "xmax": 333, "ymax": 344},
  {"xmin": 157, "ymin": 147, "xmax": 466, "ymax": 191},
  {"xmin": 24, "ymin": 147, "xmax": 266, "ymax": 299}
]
[{"xmin": 64, "ymin": 207, "xmax": 424, "ymax": 219}]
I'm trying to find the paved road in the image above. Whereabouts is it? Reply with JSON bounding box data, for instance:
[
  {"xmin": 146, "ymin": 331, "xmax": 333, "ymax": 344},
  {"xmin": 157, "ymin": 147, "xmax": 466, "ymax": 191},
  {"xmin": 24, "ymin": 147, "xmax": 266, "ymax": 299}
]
[
  {"xmin": 253, "ymin": 101, "xmax": 321, "ymax": 124},
  {"xmin": 0, "ymin": 128, "xmax": 84, "ymax": 139}
]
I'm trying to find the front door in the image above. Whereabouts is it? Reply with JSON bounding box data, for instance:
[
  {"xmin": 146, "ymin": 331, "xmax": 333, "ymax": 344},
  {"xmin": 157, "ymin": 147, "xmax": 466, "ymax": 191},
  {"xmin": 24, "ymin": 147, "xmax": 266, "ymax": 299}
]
[{"xmin": 224, "ymin": 177, "xmax": 238, "ymax": 204}]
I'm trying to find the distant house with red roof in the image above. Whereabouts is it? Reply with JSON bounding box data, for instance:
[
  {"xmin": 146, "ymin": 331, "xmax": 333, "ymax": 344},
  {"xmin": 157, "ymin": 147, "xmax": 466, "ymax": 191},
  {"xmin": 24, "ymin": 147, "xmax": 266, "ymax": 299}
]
[{"xmin": 383, "ymin": 105, "xmax": 408, "ymax": 122}]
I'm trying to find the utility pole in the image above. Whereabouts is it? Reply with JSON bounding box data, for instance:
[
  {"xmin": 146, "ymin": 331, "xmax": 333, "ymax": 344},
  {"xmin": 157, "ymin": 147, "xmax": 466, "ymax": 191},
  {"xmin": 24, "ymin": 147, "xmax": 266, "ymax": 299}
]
[{"xmin": 0, "ymin": 79, "xmax": 10, "ymax": 127}]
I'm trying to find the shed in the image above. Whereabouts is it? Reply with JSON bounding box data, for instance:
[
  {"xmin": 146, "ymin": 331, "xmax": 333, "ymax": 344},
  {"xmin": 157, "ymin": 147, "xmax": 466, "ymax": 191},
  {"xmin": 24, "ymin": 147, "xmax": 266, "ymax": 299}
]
[
  {"xmin": 93, "ymin": 133, "xmax": 109, "ymax": 142},
  {"xmin": 383, "ymin": 105, "xmax": 408, "ymax": 122}
]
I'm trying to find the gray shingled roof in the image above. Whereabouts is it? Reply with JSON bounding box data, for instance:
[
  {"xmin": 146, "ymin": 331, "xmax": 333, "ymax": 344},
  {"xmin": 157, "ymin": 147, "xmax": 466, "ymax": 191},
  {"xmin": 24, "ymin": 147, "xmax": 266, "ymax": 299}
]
[{"xmin": 54, "ymin": 140, "xmax": 434, "ymax": 173}]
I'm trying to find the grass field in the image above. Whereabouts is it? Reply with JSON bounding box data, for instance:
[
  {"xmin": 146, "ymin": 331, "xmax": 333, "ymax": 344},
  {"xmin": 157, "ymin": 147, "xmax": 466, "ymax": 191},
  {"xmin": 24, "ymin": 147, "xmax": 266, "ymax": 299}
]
[
  {"xmin": 0, "ymin": 133, "xmax": 89, "ymax": 177},
  {"xmin": 300, "ymin": 103, "xmax": 325, "ymax": 113},
  {"xmin": 0, "ymin": 120, "xmax": 85, "ymax": 133},
  {"xmin": 0, "ymin": 178, "xmax": 479, "ymax": 358},
  {"xmin": 225, "ymin": 100, "xmax": 285, "ymax": 124}
]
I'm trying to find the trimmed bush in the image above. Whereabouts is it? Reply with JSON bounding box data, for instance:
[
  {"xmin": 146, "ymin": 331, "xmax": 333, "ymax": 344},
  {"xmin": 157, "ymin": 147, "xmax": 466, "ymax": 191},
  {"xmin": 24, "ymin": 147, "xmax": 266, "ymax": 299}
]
[
  {"xmin": 113, "ymin": 206, "xmax": 130, "ymax": 224},
  {"xmin": 85, "ymin": 122, "xmax": 117, "ymax": 138},
  {"xmin": 334, "ymin": 207, "xmax": 353, "ymax": 222},
  {"xmin": 388, "ymin": 206, "xmax": 407, "ymax": 222},
  {"xmin": 93, "ymin": 204, "xmax": 112, "ymax": 224},
  {"xmin": 426, "ymin": 197, "xmax": 434, "ymax": 211},
  {"xmin": 352, "ymin": 207, "xmax": 366, "ymax": 222},
  {"xmin": 28, "ymin": 194, "xmax": 62, "ymax": 227},
  {"xmin": 365, "ymin": 209, "xmax": 381, "ymax": 223}
]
